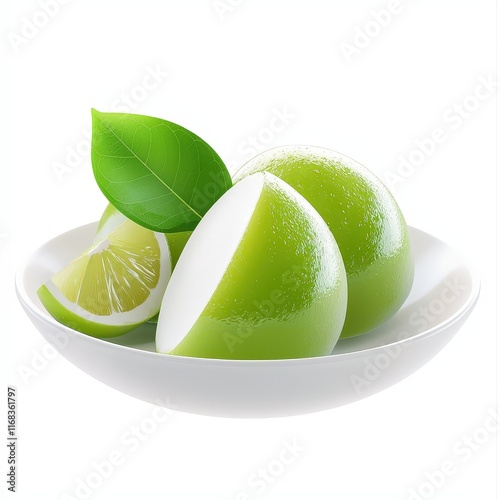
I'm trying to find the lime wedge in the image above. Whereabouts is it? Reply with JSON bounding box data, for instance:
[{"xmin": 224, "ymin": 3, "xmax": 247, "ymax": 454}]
[{"xmin": 37, "ymin": 207, "xmax": 172, "ymax": 337}]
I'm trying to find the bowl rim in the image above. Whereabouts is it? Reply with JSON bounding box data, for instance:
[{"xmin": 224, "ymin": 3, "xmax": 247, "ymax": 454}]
[{"xmin": 15, "ymin": 223, "xmax": 481, "ymax": 367}]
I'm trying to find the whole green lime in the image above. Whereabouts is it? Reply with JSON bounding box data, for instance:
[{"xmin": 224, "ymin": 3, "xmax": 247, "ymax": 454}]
[{"xmin": 234, "ymin": 146, "xmax": 414, "ymax": 338}]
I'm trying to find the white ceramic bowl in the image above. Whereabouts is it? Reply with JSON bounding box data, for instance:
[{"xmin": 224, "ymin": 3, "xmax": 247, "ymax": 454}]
[{"xmin": 16, "ymin": 223, "xmax": 479, "ymax": 418}]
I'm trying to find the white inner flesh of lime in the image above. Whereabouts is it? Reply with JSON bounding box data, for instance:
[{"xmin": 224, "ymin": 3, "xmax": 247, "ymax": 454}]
[{"xmin": 156, "ymin": 173, "xmax": 265, "ymax": 353}]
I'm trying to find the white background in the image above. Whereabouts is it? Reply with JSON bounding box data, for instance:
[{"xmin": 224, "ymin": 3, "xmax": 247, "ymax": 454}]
[{"xmin": 2, "ymin": 1, "xmax": 497, "ymax": 499}]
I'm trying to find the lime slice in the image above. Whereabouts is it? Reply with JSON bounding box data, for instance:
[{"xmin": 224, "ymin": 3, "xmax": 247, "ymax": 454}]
[{"xmin": 37, "ymin": 207, "xmax": 172, "ymax": 338}]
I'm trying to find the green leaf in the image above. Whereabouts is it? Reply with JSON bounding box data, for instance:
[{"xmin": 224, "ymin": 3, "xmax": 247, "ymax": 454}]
[{"xmin": 91, "ymin": 109, "xmax": 232, "ymax": 233}]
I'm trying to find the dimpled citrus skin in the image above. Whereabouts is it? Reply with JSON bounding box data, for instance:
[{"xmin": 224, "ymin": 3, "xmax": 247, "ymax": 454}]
[
  {"xmin": 169, "ymin": 174, "xmax": 347, "ymax": 360},
  {"xmin": 233, "ymin": 147, "xmax": 414, "ymax": 338}
]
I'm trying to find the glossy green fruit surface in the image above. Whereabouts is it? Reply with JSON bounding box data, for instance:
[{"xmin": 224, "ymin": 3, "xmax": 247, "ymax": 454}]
[
  {"xmin": 156, "ymin": 173, "xmax": 347, "ymax": 359},
  {"xmin": 234, "ymin": 146, "xmax": 414, "ymax": 338}
]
